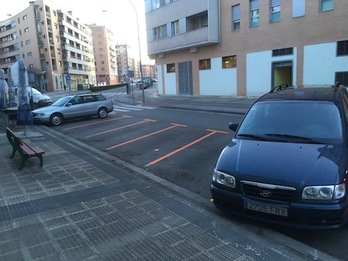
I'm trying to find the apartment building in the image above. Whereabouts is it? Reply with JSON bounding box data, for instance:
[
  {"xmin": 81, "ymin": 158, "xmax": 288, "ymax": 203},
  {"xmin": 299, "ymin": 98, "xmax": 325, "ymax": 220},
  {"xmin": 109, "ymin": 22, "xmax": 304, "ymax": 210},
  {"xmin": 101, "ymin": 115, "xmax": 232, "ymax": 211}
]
[
  {"xmin": 0, "ymin": 0, "xmax": 96, "ymax": 92},
  {"xmin": 116, "ymin": 44, "xmax": 135, "ymax": 82},
  {"xmin": 145, "ymin": 0, "xmax": 348, "ymax": 97},
  {"xmin": 89, "ymin": 24, "xmax": 118, "ymax": 85}
]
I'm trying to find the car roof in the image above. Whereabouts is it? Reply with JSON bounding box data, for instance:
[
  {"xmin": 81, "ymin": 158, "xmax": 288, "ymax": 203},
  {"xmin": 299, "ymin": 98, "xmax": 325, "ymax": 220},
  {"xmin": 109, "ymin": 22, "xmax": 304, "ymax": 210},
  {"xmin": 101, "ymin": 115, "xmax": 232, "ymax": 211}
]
[
  {"xmin": 257, "ymin": 84, "xmax": 347, "ymax": 103},
  {"xmin": 75, "ymin": 93, "xmax": 103, "ymax": 97}
]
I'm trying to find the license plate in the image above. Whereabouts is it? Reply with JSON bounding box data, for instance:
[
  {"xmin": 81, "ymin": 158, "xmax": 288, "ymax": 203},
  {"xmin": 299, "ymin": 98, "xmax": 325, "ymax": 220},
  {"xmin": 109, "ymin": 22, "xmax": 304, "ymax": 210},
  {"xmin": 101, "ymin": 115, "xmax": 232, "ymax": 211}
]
[{"xmin": 244, "ymin": 200, "xmax": 288, "ymax": 217}]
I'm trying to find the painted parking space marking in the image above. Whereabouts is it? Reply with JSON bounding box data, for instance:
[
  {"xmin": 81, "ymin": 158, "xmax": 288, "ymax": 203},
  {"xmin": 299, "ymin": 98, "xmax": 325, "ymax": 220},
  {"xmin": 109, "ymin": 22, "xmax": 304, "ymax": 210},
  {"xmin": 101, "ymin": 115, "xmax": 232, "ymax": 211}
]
[
  {"xmin": 62, "ymin": 115, "xmax": 132, "ymax": 131},
  {"xmin": 112, "ymin": 103, "xmax": 156, "ymax": 112},
  {"xmin": 145, "ymin": 129, "xmax": 228, "ymax": 167},
  {"xmin": 85, "ymin": 118, "xmax": 157, "ymax": 139},
  {"xmin": 106, "ymin": 123, "xmax": 188, "ymax": 151}
]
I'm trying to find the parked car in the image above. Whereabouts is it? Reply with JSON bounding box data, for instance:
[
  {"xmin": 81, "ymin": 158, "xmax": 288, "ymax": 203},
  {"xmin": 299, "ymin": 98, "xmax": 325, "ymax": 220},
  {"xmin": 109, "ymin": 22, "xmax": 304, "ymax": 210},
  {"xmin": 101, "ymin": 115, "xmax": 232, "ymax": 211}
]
[
  {"xmin": 211, "ymin": 84, "xmax": 348, "ymax": 229},
  {"xmin": 32, "ymin": 93, "xmax": 113, "ymax": 126},
  {"xmin": 134, "ymin": 78, "xmax": 151, "ymax": 90},
  {"xmin": 13, "ymin": 86, "xmax": 52, "ymax": 109}
]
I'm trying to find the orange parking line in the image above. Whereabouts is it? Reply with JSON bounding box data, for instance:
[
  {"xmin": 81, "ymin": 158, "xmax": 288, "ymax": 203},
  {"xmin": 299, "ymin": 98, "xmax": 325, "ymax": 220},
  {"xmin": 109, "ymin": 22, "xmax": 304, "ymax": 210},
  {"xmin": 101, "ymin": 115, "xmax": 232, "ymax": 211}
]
[
  {"xmin": 146, "ymin": 129, "xmax": 228, "ymax": 167},
  {"xmin": 86, "ymin": 118, "xmax": 156, "ymax": 138},
  {"xmin": 106, "ymin": 123, "xmax": 187, "ymax": 151},
  {"xmin": 63, "ymin": 115, "xmax": 132, "ymax": 131}
]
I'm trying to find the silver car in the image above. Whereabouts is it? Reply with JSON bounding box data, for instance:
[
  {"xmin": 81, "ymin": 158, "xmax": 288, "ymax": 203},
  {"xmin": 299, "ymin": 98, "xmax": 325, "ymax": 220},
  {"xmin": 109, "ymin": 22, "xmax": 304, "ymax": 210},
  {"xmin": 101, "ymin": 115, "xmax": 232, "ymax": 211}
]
[{"xmin": 32, "ymin": 93, "xmax": 114, "ymax": 126}]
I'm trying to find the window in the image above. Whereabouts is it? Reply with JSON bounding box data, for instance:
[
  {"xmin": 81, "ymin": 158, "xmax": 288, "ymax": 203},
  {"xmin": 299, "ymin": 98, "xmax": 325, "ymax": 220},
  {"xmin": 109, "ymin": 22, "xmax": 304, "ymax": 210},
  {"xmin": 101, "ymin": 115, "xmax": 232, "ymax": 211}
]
[
  {"xmin": 167, "ymin": 63, "xmax": 175, "ymax": 73},
  {"xmin": 154, "ymin": 24, "xmax": 167, "ymax": 40},
  {"xmin": 171, "ymin": 20, "xmax": 179, "ymax": 36},
  {"xmin": 24, "ymin": 27, "xmax": 29, "ymax": 32},
  {"xmin": 337, "ymin": 41, "xmax": 348, "ymax": 56},
  {"xmin": 250, "ymin": 0, "xmax": 259, "ymax": 27},
  {"xmin": 270, "ymin": 0, "xmax": 281, "ymax": 23},
  {"xmin": 292, "ymin": 0, "xmax": 305, "ymax": 17},
  {"xmin": 272, "ymin": 47, "xmax": 293, "ymax": 56},
  {"xmin": 186, "ymin": 11, "xmax": 208, "ymax": 32},
  {"xmin": 222, "ymin": 56, "xmax": 237, "ymax": 68},
  {"xmin": 199, "ymin": 59, "xmax": 211, "ymax": 70},
  {"xmin": 320, "ymin": 0, "xmax": 334, "ymax": 12},
  {"xmin": 232, "ymin": 5, "xmax": 240, "ymax": 31},
  {"xmin": 152, "ymin": 0, "xmax": 165, "ymax": 10},
  {"xmin": 23, "ymin": 15, "xmax": 27, "ymax": 20},
  {"xmin": 25, "ymin": 39, "xmax": 31, "ymax": 45},
  {"xmin": 24, "ymin": 52, "xmax": 33, "ymax": 57}
]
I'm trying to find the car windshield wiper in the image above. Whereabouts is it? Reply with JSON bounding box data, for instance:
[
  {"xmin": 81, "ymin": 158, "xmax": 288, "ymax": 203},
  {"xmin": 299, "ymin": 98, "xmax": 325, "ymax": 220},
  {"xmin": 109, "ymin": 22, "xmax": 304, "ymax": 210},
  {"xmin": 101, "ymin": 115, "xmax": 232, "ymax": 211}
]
[
  {"xmin": 265, "ymin": 133, "xmax": 323, "ymax": 144},
  {"xmin": 237, "ymin": 133, "xmax": 268, "ymax": 141}
]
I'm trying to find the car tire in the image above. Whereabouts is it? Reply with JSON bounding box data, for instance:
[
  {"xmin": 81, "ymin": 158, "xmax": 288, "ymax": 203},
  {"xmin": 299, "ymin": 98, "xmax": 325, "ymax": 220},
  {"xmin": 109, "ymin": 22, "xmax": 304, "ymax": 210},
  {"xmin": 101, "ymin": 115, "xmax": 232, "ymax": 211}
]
[
  {"xmin": 50, "ymin": 113, "xmax": 63, "ymax": 126},
  {"xmin": 97, "ymin": 107, "xmax": 108, "ymax": 119}
]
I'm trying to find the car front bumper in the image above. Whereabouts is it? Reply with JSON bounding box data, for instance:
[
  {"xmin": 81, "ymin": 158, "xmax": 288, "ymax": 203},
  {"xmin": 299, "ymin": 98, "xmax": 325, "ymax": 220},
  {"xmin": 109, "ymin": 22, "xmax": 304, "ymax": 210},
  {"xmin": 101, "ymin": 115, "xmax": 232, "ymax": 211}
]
[
  {"xmin": 33, "ymin": 115, "xmax": 51, "ymax": 124},
  {"xmin": 211, "ymin": 183, "xmax": 348, "ymax": 229}
]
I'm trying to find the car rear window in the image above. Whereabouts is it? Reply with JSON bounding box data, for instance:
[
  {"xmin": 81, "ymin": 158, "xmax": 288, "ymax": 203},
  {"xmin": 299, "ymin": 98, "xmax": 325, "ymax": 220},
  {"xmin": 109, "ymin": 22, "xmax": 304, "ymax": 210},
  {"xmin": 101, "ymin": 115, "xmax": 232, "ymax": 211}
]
[
  {"xmin": 238, "ymin": 101, "xmax": 342, "ymax": 141},
  {"xmin": 92, "ymin": 94, "xmax": 106, "ymax": 101}
]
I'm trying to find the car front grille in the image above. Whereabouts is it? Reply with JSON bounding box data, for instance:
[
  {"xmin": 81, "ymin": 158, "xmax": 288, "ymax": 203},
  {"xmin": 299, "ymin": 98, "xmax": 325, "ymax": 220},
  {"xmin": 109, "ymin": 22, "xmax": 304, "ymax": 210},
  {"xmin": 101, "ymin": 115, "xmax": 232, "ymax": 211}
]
[{"xmin": 241, "ymin": 181, "xmax": 296, "ymax": 203}]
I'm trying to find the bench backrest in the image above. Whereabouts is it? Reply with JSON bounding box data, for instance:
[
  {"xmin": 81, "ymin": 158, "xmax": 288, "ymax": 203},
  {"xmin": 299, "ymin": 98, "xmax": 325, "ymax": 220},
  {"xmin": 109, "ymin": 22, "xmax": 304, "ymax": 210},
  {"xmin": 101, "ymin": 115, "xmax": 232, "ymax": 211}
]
[{"xmin": 6, "ymin": 127, "xmax": 22, "ymax": 146}]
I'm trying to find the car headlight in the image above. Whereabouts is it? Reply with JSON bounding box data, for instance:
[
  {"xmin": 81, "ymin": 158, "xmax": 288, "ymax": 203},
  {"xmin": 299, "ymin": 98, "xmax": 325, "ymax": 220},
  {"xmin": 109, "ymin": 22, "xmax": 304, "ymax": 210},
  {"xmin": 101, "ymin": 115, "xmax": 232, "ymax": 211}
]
[
  {"xmin": 302, "ymin": 184, "xmax": 346, "ymax": 200},
  {"xmin": 212, "ymin": 169, "xmax": 236, "ymax": 188},
  {"xmin": 33, "ymin": 113, "xmax": 45, "ymax": 117}
]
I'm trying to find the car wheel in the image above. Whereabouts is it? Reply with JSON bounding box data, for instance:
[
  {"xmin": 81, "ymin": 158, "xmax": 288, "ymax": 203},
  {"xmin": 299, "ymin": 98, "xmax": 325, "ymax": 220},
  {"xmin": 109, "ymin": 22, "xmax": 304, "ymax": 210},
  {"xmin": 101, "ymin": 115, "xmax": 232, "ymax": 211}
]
[
  {"xmin": 50, "ymin": 113, "xmax": 63, "ymax": 126},
  {"xmin": 97, "ymin": 107, "xmax": 108, "ymax": 119}
]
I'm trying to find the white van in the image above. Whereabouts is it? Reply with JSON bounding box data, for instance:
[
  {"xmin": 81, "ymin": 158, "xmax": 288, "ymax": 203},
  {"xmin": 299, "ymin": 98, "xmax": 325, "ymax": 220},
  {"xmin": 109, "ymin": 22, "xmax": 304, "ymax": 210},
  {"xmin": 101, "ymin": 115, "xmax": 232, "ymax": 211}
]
[{"xmin": 14, "ymin": 87, "xmax": 52, "ymax": 109}]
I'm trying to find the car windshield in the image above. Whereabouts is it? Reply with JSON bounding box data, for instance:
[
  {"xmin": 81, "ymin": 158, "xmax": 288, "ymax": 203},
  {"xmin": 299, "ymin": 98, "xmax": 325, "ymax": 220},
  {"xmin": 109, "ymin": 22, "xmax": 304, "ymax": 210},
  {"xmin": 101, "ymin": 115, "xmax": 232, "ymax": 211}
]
[
  {"xmin": 237, "ymin": 100, "xmax": 343, "ymax": 143},
  {"xmin": 28, "ymin": 88, "xmax": 42, "ymax": 95},
  {"xmin": 52, "ymin": 96, "xmax": 72, "ymax": 106}
]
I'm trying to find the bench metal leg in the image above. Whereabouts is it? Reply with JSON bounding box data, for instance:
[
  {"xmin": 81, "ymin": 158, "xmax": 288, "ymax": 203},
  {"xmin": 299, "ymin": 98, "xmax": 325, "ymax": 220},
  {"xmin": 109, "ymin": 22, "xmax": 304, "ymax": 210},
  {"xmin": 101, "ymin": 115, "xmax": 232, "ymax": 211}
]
[
  {"xmin": 19, "ymin": 156, "xmax": 28, "ymax": 170},
  {"xmin": 38, "ymin": 155, "xmax": 43, "ymax": 167},
  {"xmin": 18, "ymin": 155, "xmax": 43, "ymax": 170},
  {"xmin": 9, "ymin": 148, "xmax": 17, "ymax": 159}
]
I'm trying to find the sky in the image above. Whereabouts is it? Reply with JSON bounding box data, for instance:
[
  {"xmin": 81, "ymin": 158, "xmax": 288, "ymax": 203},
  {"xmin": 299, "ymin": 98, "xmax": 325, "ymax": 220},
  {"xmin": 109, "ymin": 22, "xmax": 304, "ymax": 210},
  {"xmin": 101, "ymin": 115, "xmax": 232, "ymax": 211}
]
[{"xmin": 0, "ymin": 0, "xmax": 151, "ymax": 63}]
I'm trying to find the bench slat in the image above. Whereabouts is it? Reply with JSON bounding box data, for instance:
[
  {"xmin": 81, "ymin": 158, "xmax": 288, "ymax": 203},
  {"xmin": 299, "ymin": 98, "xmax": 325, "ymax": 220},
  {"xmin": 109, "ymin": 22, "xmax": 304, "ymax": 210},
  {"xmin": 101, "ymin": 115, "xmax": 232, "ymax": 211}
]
[{"xmin": 21, "ymin": 139, "xmax": 44, "ymax": 155}]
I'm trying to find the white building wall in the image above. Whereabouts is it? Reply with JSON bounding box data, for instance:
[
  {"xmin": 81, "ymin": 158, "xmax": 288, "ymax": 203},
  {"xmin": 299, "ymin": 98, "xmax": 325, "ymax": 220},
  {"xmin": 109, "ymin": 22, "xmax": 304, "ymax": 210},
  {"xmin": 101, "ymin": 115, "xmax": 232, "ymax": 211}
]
[
  {"xmin": 247, "ymin": 49, "xmax": 297, "ymax": 96},
  {"xmin": 164, "ymin": 67, "xmax": 176, "ymax": 95},
  {"xmin": 157, "ymin": 65, "xmax": 163, "ymax": 95},
  {"xmin": 304, "ymin": 42, "xmax": 348, "ymax": 85},
  {"xmin": 247, "ymin": 51, "xmax": 273, "ymax": 96},
  {"xmin": 199, "ymin": 57, "xmax": 237, "ymax": 96}
]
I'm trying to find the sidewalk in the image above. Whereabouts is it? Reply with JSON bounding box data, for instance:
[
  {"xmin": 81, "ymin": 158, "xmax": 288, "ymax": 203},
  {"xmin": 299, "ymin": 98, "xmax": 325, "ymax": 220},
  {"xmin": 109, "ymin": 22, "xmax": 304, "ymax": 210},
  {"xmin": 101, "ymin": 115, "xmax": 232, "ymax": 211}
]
[
  {"xmin": 0, "ymin": 123, "xmax": 338, "ymax": 261},
  {"xmin": 113, "ymin": 86, "xmax": 257, "ymax": 115}
]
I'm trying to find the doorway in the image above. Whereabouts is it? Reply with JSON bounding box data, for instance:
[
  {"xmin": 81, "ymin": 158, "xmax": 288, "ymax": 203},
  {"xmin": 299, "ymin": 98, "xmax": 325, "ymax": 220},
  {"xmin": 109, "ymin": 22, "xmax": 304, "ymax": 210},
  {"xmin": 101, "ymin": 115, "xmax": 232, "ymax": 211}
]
[
  {"xmin": 272, "ymin": 61, "xmax": 292, "ymax": 88},
  {"xmin": 178, "ymin": 61, "xmax": 193, "ymax": 95}
]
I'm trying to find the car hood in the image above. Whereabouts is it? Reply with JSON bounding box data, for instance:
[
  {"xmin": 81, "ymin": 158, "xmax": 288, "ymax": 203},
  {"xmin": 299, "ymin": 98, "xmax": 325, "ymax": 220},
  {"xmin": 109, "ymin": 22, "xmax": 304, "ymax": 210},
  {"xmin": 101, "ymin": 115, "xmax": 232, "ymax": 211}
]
[
  {"xmin": 32, "ymin": 105, "xmax": 62, "ymax": 114},
  {"xmin": 34, "ymin": 93, "xmax": 51, "ymax": 101},
  {"xmin": 216, "ymin": 139, "xmax": 344, "ymax": 186}
]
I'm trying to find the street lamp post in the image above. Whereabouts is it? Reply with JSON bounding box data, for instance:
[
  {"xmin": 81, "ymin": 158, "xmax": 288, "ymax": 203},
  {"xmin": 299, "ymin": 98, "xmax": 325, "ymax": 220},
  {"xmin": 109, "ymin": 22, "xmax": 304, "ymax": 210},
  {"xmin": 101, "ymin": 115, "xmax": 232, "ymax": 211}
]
[{"xmin": 127, "ymin": 0, "xmax": 145, "ymax": 103}]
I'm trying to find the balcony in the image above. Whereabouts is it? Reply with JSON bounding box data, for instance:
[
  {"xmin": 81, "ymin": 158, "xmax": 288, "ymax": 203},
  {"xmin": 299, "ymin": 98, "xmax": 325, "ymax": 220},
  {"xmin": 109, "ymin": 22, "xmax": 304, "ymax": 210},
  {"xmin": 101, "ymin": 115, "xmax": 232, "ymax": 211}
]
[
  {"xmin": 147, "ymin": 26, "xmax": 218, "ymax": 55},
  {"xmin": 146, "ymin": 0, "xmax": 220, "ymax": 56}
]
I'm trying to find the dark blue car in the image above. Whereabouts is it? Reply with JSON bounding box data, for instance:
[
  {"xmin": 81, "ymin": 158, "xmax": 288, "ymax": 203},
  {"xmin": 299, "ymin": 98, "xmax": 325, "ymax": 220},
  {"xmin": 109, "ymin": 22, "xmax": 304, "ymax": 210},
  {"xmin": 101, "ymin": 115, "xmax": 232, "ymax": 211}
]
[{"xmin": 211, "ymin": 84, "xmax": 348, "ymax": 229}]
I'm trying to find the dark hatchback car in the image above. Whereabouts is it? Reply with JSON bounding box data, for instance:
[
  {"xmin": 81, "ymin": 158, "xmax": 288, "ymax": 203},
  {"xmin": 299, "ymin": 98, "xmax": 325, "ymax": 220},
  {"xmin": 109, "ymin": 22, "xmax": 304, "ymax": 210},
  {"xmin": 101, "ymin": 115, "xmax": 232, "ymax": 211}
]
[{"xmin": 211, "ymin": 84, "xmax": 348, "ymax": 229}]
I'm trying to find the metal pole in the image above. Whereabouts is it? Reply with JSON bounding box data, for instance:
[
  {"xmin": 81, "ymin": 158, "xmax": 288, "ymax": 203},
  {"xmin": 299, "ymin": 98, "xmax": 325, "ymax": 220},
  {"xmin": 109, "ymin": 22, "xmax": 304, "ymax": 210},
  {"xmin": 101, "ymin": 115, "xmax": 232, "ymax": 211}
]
[
  {"xmin": 24, "ymin": 53, "xmax": 35, "ymax": 108},
  {"xmin": 127, "ymin": 0, "xmax": 145, "ymax": 103}
]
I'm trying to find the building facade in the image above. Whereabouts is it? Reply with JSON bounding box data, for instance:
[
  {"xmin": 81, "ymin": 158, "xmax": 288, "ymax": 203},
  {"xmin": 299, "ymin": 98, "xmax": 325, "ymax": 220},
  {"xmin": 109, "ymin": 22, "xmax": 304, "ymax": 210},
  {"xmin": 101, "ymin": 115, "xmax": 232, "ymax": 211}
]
[
  {"xmin": 89, "ymin": 24, "xmax": 118, "ymax": 85},
  {"xmin": 116, "ymin": 44, "xmax": 135, "ymax": 82},
  {"xmin": 0, "ymin": 0, "xmax": 96, "ymax": 92},
  {"xmin": 145, "ymin": 0, "xmax": 348, "ymax": 97}
]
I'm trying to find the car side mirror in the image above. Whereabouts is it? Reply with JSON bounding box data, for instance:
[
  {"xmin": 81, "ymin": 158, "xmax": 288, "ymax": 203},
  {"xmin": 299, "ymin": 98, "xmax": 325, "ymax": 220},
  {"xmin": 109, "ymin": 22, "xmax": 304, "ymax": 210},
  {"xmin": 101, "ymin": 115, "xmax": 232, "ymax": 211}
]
[
  {"xmin": 229, "ymin": 122, "xmax": 239, "ymax": 131},
  {"xmin": 66, "ymin": 103, "xmax": 72, "ymax": 107}
]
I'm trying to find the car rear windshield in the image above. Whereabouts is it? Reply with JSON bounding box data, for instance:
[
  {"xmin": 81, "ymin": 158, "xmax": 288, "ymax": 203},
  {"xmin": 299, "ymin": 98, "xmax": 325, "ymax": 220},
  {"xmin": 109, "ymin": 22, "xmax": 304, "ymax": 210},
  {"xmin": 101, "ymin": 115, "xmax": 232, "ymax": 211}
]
[{"xmin": 237, "ymin": 100, "xmax": 342, "ymax": 142}]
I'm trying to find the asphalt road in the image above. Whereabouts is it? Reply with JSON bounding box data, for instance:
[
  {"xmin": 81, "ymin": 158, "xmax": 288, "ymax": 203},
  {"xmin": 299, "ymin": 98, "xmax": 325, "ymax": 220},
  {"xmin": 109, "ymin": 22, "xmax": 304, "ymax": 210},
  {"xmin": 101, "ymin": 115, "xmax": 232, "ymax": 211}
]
[
  {"xmin": 53, "ymin": 104, "xmax": 240, "ymax": 199},
  {"xmin": 46, "ymin": 89, "xmax": 348, "ymax": 260}
]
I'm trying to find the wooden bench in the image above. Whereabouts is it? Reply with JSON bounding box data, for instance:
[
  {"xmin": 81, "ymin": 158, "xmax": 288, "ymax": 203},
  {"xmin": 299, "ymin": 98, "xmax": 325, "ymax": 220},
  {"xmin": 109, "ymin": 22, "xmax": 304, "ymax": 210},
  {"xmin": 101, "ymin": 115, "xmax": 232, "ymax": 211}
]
[{"xmin": 6, "ymin": 127, "xmax": 44, "ymax": 170}]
